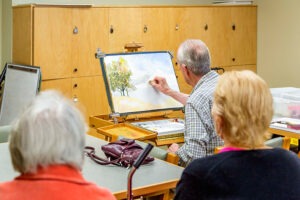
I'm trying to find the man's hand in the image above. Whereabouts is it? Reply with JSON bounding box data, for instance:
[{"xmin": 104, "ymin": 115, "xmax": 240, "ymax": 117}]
[
  {"xmin": 168, "ymin": 143, "xmax": 180, "ymax": 153},
  {"xmin": 150, "ymin": 76, "xmax": 188, "ymax": 105},
  {"xmin": 149, "ymin": 76, "xmax": 172, "ymax": 95}
]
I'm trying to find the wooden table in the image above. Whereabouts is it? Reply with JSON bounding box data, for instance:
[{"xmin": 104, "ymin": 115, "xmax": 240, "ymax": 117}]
[
  {"xmin": 0, "ymin": 135, "xmax": 184, "ymax": 200},
  {"xmin": 268, "ymin": 125, "xmax": 300, "ymax": 157}
]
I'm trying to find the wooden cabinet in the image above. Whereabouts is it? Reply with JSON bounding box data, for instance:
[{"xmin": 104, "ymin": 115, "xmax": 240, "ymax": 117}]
[
  {"xmin": 13, "ymin": 5, "xmax": 110, "ymax": 120},
  {"xmin": 108, "ymin": 8, "xmax": 142, "ymax": 52},
  {"xmin": 142, "ymin": 7, "xmax": 179, "ymax": 54},
  {"xmin": 72, "ymin": 8, "xmax": 109, "ymax": 77},
  {"xmin": 228, "ymin": 7, "xmax": 257, "ymax": 66},
  {"xmin": 13, "ymin": 5, "xmax": 257, "ymax": 119},
  {"xmin": 40, "ymin": 76, "xmax": 110, "ymax": 118},
  {"xmin": 40, "ymin": 78, "xmax": 72, "ymax": 98},
  {"xmin": 32, "ymin": 7, "xmax": 108, "ymax": 79},
  {"xmin": 33, "ymin": 7, "xmax": 73, "ymax": 80}
]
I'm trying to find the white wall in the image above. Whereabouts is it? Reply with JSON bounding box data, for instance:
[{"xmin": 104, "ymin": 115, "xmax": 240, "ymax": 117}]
[
  {"xmin": 256, "ymin": 0, "xmax": 300, "ymax": 88},
  {"xmin": 2, "ymin": 0, "xmax": 12, "ymax": 69}
]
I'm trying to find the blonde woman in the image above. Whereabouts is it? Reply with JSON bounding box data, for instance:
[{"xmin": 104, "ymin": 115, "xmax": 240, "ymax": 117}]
[
  {"xmin": 0, "ymin": 90, "xmax": 116, "ymax": 200},
  {"xmin": 175, "ymin": 70, "xmax": 300, "ymax": 200}
]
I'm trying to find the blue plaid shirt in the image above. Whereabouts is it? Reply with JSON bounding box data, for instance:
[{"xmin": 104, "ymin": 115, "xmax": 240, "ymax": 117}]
[{"xmin": 177, "ymin": 71, "xmax": 224, "ymax": 166}]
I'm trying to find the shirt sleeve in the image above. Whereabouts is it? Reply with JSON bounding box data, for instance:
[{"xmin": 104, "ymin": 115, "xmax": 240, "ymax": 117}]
[{"xmin": 176, "ymin": 99, "xmax": 212, "ymax": 164}]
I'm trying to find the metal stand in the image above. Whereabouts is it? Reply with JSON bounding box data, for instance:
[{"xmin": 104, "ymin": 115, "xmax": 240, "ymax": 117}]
[
  {"xmin": 127, "ymin": 143, "xmax": 153, "ymax": 200},
  {"xmin": 110, "ymin": 113, "xmax": 120, "ymax": 124},
  {"xmin": 95, "ymin": 48, "xmax": 105, "ymax": 59}
]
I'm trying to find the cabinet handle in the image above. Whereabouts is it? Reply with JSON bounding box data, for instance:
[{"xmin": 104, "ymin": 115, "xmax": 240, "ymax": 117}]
[
  {"xmin": 73, "ymin": 96, "xmax": 78, "ymax": 103},
  {"xmin": 232, "ymin": 24, "xmax": 236, "ymax": 31},
  {"xmin": 144, "ymin": 25, "xmax": 148, "ymax": 33},
  {"xmin": 232, "ymin": 58, "xmax": 236, "ymax": 62},
  {"xmin": 175, "ymin": 24, "xmax": 179, "ymax": 31},
  {"xmin": 204, "ymin": 24, "xmax": 208, "ymax": 31},
  {"xmin": 73, "ymin": 26, "xmax": 79, "ymax": 34},
  {"xmin": 73, "ymin": 83, "xmax": 78, "ymax": 88},
  {"xmin": 110, "ymin": 25, "xmax": 114, "ymax": 34},
  {"xmin": 73, "ymin": 68, "xmax": 78, "ymax": 73}
]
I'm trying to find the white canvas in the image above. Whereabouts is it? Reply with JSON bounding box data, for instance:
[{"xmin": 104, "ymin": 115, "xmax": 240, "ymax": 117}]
[{"xmin": 101, "ymin": 51, "xmax": 183, "ymax": 115}]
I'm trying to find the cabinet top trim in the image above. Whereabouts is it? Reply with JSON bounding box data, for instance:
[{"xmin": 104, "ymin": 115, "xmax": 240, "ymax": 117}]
[{"xmin": 13, "ymin": 4, "xmax": 257, "ymax": 9}]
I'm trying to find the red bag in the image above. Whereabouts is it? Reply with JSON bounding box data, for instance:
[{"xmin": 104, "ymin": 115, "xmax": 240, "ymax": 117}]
[{"xmin": 85, "ymin": 138, "xmax": 154, "ymax": 168}]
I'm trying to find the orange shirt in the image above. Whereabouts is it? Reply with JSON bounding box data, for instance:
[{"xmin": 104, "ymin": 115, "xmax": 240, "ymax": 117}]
[{"xmin": 0, "ymin": 165, "xmax": 116, "ymax": 200}]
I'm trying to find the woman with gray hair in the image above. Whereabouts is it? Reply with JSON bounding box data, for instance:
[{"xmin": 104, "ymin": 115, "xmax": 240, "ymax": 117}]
[
  {"xmin": 174, "ymin": 70, "xmax": 300, "ymax": 200},
  {"xmin": 0, "ymin": 90, "xmax": 116, "ymax": 200}
]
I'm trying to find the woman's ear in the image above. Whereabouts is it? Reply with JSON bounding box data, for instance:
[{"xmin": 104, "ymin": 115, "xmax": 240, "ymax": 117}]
[{"xmin": 214, "ymin": 115, "xmax": 224, "ymax": 139}]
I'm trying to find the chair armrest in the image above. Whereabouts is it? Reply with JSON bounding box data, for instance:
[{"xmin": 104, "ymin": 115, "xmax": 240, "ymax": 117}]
[
  {"xmin": 214, "ymin": 146, "xmax": 223, "ymax": 154},
  {"xmin": 0, "ymin": 125, "xmax": 11, "ymax": 143},
  {"xmin": 166, "ymin": 152, "xmax": 179, "ymax": 165},
  {"xmin": 282, "ymin": 137, "xmax": 291, "ymax": 150}
]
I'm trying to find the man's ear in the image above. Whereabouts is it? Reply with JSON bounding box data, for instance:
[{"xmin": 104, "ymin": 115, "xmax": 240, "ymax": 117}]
[{"xmin": 183, "ymin": 65, "xmax": 190, "ymax": 76}]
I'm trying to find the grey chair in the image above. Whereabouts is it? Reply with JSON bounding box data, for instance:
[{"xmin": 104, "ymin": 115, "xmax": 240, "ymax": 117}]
[
  {"xmin": 0, "ymin": 125, "xmax": 11, "ymax": 143},
  {"xmin": 135, "ymin": 140, "xmax": 179, "ymax": 165},
  {"xmin": 265, "ymin": 136, "xmax": 291, "ymax": 150}
]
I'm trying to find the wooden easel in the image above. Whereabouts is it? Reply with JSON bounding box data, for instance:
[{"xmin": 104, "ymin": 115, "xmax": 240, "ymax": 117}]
[{"xmin": 124, "ymin": 42, "xmax": 143, "ymax": 52}]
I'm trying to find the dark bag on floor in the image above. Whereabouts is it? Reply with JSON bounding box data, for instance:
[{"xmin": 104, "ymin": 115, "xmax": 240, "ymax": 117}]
[{"xmin": 84, "ymin": 138, "xmax": 154, "ymax": 168}]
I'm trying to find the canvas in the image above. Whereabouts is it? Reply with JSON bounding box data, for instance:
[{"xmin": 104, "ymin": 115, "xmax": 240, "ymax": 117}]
[
  {"xmin": 100, "ymin": 51, "xmax": 183, "ymax": 115},
  {"xmin": 0, "ymin": 63, "xmax": 41, "ymax": 125}
]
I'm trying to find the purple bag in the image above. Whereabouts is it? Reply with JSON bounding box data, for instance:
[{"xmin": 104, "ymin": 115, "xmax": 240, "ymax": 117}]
[{"xmin": 85, "ymin": 138, "xmax": 154, "ymax": 168}]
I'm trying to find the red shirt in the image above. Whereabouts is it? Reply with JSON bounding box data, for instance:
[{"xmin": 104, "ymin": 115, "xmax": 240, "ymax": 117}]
[{"xmin": 0, "ymin": 165, "xmax": 116, "ymax": 200}]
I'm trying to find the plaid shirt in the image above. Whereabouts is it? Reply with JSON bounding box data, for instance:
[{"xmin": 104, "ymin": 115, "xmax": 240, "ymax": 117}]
[{"xmin": 177, "ymin": 71, "xmax": 224, "ymax": 166}]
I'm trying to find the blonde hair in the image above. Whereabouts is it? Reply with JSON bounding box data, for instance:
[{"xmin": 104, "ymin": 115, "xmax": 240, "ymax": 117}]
[
  {"xmin": 9, "ymin": 90, "xmax": 87, "ymax": 173},
  {"xmin": 212, "ymin": 70, "xmax": 273, "ymax": 148}
]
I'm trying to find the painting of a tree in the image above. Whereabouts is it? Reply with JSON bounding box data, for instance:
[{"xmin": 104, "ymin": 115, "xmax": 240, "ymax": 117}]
[{"xmin": 107, "ymin": 57, "xmax": 136, "ymax": 96}]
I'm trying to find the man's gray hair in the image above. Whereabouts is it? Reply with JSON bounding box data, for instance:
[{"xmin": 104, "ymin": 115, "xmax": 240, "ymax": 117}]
[
  {"xmin": 177, "ymin": 39, "xmax": 211, "ymax": 76},
  {"xmin": 9, "ymin": 90, "xmax": 87, "ymax": 173}
]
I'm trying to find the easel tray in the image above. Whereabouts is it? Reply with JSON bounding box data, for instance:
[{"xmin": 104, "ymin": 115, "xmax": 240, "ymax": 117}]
[{"xmin": 97, "ymin": 123, "xmax": 157, "ymax": 142}]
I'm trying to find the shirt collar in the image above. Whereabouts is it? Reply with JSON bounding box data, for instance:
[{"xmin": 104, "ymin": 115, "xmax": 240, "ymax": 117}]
[
  {"xmin": 16, "ymin": 165, "xmax": 87, "ymax": 185},
  {"xmin": 191, "ymin": 70, "xmax": 218, "ymax": 94}
]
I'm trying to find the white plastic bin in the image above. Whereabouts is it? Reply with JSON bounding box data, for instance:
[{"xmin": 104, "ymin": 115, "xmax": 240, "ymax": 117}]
[{"xmin": 270, "ymin": 87, "xmax": 300, "ymax": 119}]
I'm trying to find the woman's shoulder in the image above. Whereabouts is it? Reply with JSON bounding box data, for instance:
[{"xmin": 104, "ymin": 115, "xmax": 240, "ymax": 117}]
[
  {"xmin": 186, "ymin": 148, "xmax": 300, "ymax": 173},
  {"xmin": 263, "ymin": 148, "xmax": 300, "ymax": 162}
]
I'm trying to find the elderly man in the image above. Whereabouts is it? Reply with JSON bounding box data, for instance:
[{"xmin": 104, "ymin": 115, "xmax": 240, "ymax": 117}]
[{"xmin": 150, "ymin": 39, "xmax": 223, "ymax": 166}]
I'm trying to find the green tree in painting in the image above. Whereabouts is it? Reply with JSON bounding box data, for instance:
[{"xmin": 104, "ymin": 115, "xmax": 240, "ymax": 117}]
[{"xmin": 107, "ymin": 57, "xmax": 136, "ymax": 96}]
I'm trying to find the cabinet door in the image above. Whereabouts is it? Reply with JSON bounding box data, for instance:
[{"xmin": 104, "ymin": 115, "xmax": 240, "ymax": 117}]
[
  {"xmin": 40, "ymin": 79, "xmax": 72, "ymax": 98},
  {"xmin": 174, "ymin": 7, "xmax": 213, "ymax": 52},
  {"xmin": 33, "ymin": 7, "xmax": 73, "ymax": 80},
  {"xmin": 72, "ymin": 8, "xmax": 109, "ymax": 77},
  {"xmin": 176, "ymin": 70, "xmax": 193, "ymax": 94},
  {"xmin": 221, "ymin": 65, "xmax": 256, "ymax": 73},
  {"xmin": 108, "ymin": 8, "xmax": 142, "ymax": 53},
  {"xmin": 205, "ymin": 7, "xmax": 232, "ymax": 68},
  {"xmin": 171, "ymin": 7, "xmax": 214, "ymax": 94},
  {"xmin": 229, "ymin": 7, "xmax": 257, "ymax": 66},
  {"xmin": 13, "ymin": 6, "xmax": 33, "ymax": 65},
  {"xmin": 142, "ymin": 7, "xmax": 178, "ymax": 54},
  {"xmin": 72, "ymin": 76, "xmax": 110, "ymax": 120}
]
